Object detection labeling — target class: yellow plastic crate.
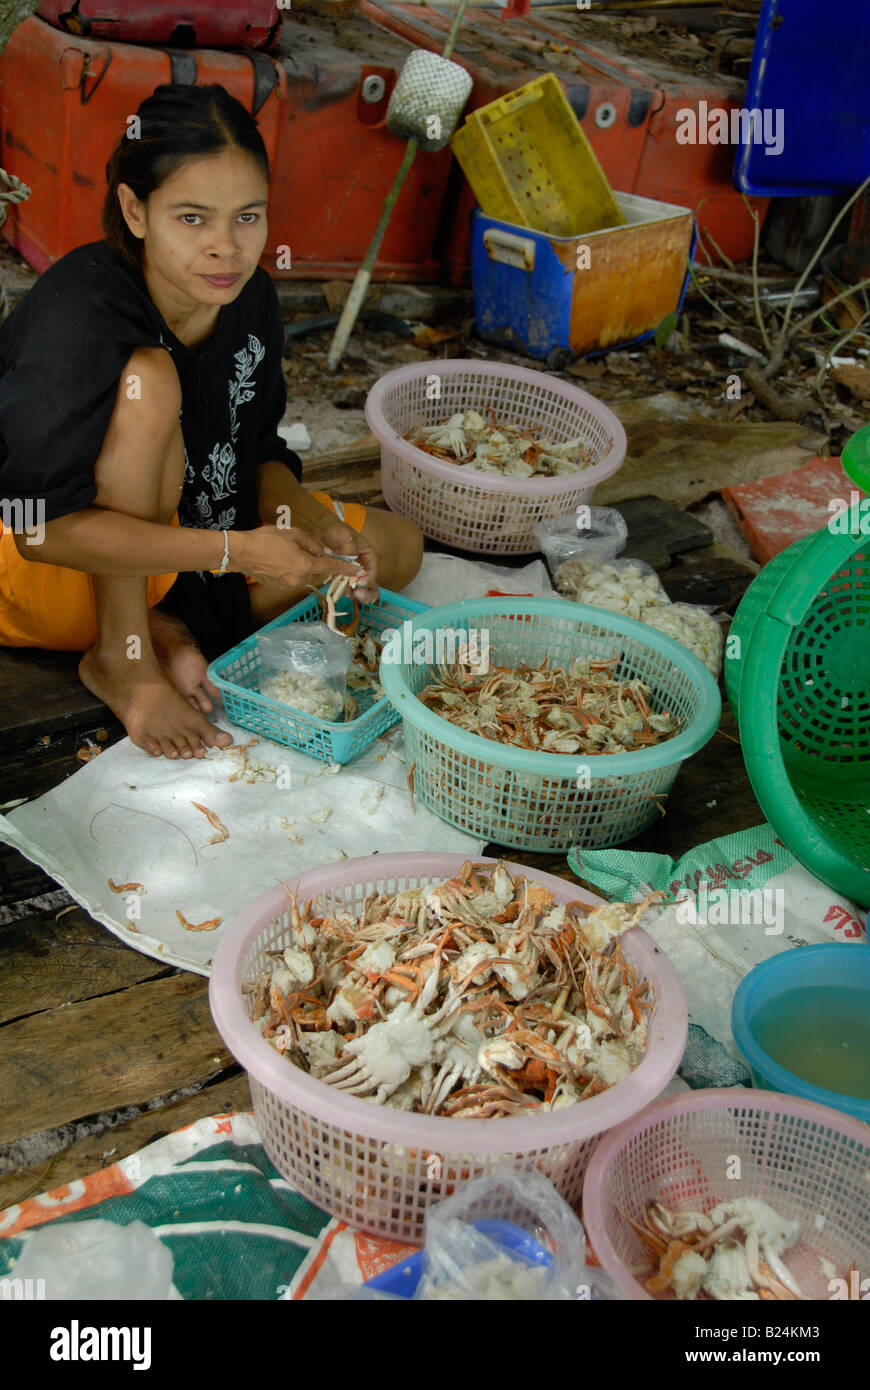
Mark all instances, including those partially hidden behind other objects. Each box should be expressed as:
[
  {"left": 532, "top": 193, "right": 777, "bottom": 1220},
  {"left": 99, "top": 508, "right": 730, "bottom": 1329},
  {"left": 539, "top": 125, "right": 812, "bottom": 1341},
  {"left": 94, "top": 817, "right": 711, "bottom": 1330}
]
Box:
[{"left": 450, "top": 73, "right": 625, "bottom": 237}]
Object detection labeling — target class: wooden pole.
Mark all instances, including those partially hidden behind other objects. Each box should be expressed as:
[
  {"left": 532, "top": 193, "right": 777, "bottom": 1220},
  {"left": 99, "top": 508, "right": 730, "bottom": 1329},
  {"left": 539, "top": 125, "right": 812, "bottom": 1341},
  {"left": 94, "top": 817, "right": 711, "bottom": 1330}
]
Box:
[{"left": 326, "top": 0, "right": 471, "bottom": 370}]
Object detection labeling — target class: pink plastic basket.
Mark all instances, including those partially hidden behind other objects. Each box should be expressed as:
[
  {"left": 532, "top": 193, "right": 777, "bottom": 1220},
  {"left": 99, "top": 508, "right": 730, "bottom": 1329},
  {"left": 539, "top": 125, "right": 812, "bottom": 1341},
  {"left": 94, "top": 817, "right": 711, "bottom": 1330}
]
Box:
[
  {"left": 582, "top": 1088, "right": 870, "bottom": 1300},
  {"left": 365, "top": 361, "right": 627, "bottom": 555},
  {"left": 209, "top": 853, "right": 687, "bottom": 1243}
]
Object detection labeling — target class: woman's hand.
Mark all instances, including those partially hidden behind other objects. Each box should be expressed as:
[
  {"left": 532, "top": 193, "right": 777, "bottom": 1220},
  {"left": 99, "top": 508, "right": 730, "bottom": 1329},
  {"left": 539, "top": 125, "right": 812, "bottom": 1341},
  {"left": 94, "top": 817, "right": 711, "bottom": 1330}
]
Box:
[
  {"left": 318, "top": 518, "right": 379, "bottom": 604},
  {"left": 235, "top": 525, "right": 363, "bottom": 592}
]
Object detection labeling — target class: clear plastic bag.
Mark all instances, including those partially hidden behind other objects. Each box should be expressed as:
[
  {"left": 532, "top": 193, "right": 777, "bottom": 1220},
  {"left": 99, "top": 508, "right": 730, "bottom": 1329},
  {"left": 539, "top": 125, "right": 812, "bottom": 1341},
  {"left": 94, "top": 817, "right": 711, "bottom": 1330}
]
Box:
[
  {"left": 413, "top": 1168, "right": 620, "bottom": 1301},
  {"left": 535, "top": 507, "right": 627, "bottom": 582},
  {"left": 257, "top": 622, "right": 352, "bottom": 721},
  {"left": 559, "top": 556, "right": 669, "bottom": 618},
  {"left": 643, "top": 601, "right": 724, "bottom": 675},
  {"left": 7, "top": 1219, "right": 174, "bottom": 1300}
]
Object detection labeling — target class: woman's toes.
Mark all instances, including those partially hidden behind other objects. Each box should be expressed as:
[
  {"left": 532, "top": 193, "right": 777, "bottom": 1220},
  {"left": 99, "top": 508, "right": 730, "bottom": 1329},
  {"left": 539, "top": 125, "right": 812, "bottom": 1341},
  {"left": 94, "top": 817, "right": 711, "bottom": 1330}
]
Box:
[{"left": 192, "top": 687, "right": 213, "bottom": 713}]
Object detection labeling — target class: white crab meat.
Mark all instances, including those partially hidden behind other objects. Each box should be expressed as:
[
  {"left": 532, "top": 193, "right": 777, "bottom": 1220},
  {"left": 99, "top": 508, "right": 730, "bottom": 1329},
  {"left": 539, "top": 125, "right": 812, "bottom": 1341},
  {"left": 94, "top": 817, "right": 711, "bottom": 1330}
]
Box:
[
  {"left": 477, "top": 1037, "right": 525, "bottom": 1077},
  {"left": 578, "top": 903, "right": 633, "bottom": 951},
  {"left": 296, "top": 1028, "right": 343, "bottom": 1073},
  {"left": 340, "top": 1002, "right": 435, "bottom": 1087},
  {"left": 357, "top": 939, "right": 396, "bottom": 978},
  {"left": 557, "top": 1017, "right": 594, "bottom": 1066},
  {"left": 707, "top": 1198, "right": 800, "bottom": 1253},
  {"left": 464, "top": 890, "right": 506, "bottom": 918},
  {"left": 490, "top": 862, "right": 515, "bottom": 904},
  {"left": 702, "top": 1241, "right": 760, "bottom": 1301},
  {"left": 707, "top": 1198, "right": 802, "bottom": 1296},
  {"left": 448, "top": 1009, "right": 488, "bottom": 1050},
  {"left": 491, "top": 942, "right": 539, "bottom": 1000},
  {"left": 539, "top": 904, "right": 568, "bottom": 932},
  {"left": 546, "top": 1078, "right": 583, "bottom": 1110},
  {"left": 269, "top": 957, "right": 314, "bottom": 1006},
  {"left": 672, "top": 1251, "right": 708, "bottom": 1301},
  {"left": 451, "top": 940, "right": 498, "bottom": 985},
  {"left": 585, "top": 1038, "right": 633, "bottom": 1085},
  {"left": 281, "top": 948, "right": 315, "bottom": 986},
  {"left": 325, "top": 983, "right": 375, "bottom": 1025}
]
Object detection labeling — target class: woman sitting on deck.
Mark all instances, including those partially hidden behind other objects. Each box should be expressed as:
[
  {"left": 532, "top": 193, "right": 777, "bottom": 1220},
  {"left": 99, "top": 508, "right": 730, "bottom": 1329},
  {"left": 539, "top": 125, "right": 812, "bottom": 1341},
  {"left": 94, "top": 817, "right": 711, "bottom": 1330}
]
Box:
[{"left": 0, "top": 83, "right": 423, "bottom": 761}]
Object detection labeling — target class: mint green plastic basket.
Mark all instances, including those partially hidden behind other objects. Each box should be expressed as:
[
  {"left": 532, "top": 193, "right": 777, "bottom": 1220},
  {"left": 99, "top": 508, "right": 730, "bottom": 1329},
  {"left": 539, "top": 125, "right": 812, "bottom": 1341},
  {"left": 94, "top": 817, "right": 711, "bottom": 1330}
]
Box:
[
  {"left": 725, "top": 463, "right": 870, "bottom": 906},
  {"left": 378, "top": 598, "right": 721, "bottom": 851},
  {"left": 207, "top": 588, "right": 428, "bottom": 765}
]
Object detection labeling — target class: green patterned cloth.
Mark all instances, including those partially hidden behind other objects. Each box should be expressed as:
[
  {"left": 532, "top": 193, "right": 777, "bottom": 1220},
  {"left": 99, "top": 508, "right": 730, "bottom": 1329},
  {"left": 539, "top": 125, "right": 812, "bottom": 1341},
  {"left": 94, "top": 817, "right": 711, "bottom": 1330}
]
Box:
[{"left": 0, "top": 1115, "right": 332, "bottom": 1300}]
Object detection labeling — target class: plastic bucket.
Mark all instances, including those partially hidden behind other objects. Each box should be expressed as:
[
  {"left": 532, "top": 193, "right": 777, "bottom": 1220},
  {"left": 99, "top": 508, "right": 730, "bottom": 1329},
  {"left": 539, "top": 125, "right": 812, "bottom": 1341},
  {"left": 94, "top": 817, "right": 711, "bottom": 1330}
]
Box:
[{"left": 731, "top": 943, "right": 870, "bottom": 1124}]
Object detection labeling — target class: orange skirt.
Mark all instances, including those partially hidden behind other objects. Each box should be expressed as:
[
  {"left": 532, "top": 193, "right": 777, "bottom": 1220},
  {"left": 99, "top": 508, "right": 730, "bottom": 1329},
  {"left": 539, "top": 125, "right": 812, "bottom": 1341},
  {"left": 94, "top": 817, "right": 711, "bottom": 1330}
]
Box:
[{"left": 0, "top": 494, "right": 367, "bottom": 651}]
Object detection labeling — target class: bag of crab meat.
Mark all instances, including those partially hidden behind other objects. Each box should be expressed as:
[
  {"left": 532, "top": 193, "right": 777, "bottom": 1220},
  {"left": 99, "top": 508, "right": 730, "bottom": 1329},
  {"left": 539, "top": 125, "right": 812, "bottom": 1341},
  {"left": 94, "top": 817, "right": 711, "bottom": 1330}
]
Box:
[
  {"left": 413, "top": 1167, "right": 620, "bottom": 1301},
  {"left": 257, "top": 622, "right": 353, "bottom": 721}
]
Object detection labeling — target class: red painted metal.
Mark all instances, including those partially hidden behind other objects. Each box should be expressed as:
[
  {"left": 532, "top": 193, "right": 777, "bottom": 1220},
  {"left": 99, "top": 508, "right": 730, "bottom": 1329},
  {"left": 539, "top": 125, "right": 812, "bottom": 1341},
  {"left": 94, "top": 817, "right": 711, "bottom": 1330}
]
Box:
[
  {"left": 362, "top": 0, "right": 658, "bottom": 286},
  {"left": 35, "top": 0, "right": 283, "bottom": 50},
  {"left": 267, "top": 16, "right": 453, "bottom": 279},
  {"left": 0, "top": 17, "right": 285, "bottom": 272},
  {"left": 0, "top": 13, "right": 453, "bottom": 280},
  {"left": 364, "top": 0, "right": 769, "bottom": 276}
]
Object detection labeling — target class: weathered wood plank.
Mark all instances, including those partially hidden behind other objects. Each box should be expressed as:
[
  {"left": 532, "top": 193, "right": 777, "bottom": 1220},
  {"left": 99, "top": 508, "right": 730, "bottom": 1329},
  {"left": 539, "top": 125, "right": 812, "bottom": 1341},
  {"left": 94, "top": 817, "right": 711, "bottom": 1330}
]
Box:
[
  {"left": 0, "top": 975, "right": 232, "bottom": 1146},
  {"left": 0, "top": 907, "right": 172, "bottom": 1025},
  {"left": 0, "top": 1071, "right": 253, "bottom": 1212},
  {"left": 0, "top": 646, "right": 113, "bottom": 747}
]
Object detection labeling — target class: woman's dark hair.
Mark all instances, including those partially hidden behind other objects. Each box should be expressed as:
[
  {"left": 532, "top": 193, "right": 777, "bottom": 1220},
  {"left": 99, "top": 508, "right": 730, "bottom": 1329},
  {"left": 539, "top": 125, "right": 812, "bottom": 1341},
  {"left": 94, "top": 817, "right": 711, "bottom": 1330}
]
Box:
[{"left": 102, "top": 83, "right": 270, "bottom": 269}]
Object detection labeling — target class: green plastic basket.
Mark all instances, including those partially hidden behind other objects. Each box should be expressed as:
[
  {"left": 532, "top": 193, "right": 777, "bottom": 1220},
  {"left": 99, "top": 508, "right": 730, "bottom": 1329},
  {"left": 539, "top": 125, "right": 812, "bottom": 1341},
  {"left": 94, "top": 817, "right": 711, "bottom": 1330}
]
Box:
[
  {"left": 378, "top": 597, "right": 721, "bottom": 852},
  {"left": 842, "top": 420, "right": 870, "bottom": 496},
  {"left": 207, "top": 588, "right": 428, "bottom": 765},
  {"left": 725, "top": 485, "right": 870, "bottom": 906}
]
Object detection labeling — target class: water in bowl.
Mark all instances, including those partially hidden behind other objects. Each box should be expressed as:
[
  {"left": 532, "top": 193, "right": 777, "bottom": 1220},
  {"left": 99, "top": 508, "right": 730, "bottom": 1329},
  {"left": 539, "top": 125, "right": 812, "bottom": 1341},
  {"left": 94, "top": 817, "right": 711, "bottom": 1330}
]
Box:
[{"left": 751, "top": 984, "right": 870, "bottom": 1099}]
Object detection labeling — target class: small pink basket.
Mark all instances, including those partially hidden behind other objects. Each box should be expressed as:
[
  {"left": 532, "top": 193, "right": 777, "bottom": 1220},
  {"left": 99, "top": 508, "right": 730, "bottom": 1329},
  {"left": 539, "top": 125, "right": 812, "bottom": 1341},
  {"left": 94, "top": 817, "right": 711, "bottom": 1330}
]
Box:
[
  {"left": 582, "top": 1088, "right": 870, "bottom": 1300},
  {"left": 365, "top": 361, "right": 627, "bottom": 555},
  {"left": 209, "top": 853, "right": 686, "bottom": 1244}
]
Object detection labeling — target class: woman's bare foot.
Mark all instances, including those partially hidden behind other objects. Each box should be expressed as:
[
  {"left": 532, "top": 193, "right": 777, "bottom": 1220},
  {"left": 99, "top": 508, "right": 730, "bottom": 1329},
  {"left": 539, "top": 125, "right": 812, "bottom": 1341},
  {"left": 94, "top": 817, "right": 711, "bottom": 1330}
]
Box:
[
  {"left": 79, "top": 647, "right": 234, "bottom": 759},
  {"left": 148, "top": 607, "right": 220, "bottom": 714}
]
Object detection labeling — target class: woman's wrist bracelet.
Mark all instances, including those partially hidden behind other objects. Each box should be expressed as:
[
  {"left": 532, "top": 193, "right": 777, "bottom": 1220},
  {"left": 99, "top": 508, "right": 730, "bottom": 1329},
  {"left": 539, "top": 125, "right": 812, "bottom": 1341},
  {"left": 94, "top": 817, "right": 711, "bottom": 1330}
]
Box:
[{"left": 209, "top": 528, "right": 231, "bottom": 576}]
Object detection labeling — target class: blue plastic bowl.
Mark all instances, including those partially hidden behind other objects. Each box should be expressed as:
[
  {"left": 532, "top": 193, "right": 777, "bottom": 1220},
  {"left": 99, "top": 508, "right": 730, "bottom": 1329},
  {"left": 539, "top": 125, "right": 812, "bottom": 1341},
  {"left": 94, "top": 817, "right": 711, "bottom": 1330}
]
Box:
[
  {"left": 365, "top": 1220, "right": 552, "bottom": 1298},
  {"left": 731, "top": 944, "right": 870, "bottom": 1125}
]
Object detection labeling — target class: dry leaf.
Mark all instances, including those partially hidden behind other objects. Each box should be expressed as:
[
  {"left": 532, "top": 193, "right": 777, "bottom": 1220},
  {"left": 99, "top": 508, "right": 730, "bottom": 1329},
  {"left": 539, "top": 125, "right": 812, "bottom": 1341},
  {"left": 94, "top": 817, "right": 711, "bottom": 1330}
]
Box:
[{"left": 832, "top": 363, "right": 870, "bottom": 402}]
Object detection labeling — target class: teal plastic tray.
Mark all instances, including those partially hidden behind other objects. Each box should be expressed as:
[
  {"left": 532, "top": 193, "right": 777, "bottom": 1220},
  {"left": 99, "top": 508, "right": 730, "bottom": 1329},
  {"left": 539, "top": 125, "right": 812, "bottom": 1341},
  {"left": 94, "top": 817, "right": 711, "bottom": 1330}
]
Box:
[{"left": 207, "top": 587, "right": 428, "bottom": 765}]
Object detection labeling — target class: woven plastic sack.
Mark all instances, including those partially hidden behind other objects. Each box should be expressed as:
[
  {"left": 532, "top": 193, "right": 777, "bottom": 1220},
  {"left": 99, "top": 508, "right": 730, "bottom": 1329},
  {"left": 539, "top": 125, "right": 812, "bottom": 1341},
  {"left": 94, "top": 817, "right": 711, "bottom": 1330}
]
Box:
[
  {"left": 386, "top": 50, "right": 473, "bottom": 152},
  {"left": 679, "top": 1022, "right": 751, "bottom": 1089},
  {"left": 568, "top": 824, "right": 867, "bottom": 1086}
]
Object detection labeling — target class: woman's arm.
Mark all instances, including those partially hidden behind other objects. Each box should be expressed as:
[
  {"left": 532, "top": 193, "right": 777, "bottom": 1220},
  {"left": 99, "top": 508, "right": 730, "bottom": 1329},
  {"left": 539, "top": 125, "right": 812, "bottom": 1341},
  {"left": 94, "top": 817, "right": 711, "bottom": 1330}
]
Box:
[
  {"left": 17, "top": 506, "right": 229, "bottom": 575},
  {"left": 257, "top": 461, "right": 339, "bottom": 537},
  {"left": 15, "top": 504, "right": 362, "bottom": 592}
]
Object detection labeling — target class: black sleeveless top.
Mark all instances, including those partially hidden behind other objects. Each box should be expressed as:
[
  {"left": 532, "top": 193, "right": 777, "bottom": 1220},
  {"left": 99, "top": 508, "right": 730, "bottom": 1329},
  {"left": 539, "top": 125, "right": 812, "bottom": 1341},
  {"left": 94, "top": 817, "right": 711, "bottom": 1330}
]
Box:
[{"left": 0, "top": 240, "right": 301, "bottom": 655}]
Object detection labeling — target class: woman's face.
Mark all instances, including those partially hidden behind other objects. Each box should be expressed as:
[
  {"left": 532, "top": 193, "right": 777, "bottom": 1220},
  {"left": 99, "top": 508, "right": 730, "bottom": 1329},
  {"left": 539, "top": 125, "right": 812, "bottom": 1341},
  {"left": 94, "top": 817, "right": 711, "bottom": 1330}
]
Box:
[{"left": 120, "top": 147, "right": 270, "bottom": 306}]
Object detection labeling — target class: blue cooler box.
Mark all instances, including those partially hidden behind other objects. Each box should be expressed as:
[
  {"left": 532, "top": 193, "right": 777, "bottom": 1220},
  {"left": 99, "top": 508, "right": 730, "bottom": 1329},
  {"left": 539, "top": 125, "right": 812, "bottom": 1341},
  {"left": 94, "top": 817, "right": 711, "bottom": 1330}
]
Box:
[{"left": 471, "top": 193, "right": 696, "bottom": 368}]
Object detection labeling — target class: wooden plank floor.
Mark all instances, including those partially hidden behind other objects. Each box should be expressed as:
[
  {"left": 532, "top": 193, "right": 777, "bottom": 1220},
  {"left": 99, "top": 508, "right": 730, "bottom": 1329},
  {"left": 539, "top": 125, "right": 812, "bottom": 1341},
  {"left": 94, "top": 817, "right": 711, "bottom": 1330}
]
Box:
[{"left": 0, "top": 505, "right": 760, "bottom": 1212}]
